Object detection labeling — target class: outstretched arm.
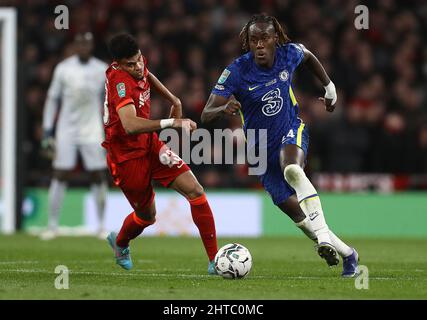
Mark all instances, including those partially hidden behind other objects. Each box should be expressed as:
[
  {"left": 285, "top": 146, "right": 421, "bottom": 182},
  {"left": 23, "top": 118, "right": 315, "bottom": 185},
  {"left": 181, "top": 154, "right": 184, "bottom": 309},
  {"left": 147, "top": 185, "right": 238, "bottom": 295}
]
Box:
[
  {"left": 117, "top": 104, "right": 196, "bottom": 135},
  {"left": 201, "top": 94, "right": 241, "bottom": 124},
  {"left": 301, "top": 45, "right": 337, "bottom": 112},
  {"left": 147, "top": 72, "right": 182, "bottom": 118}
]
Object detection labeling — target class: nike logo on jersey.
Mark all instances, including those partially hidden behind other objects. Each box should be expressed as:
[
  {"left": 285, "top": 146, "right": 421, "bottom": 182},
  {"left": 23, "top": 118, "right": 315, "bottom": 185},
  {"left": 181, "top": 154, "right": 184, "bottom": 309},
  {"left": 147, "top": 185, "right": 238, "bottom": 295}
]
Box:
[
  {"left": 248, "top": 85, "right": 261, "bottom": 91},
  {"left": 309, "top": 211, "right": 319, "bottom": 221}
]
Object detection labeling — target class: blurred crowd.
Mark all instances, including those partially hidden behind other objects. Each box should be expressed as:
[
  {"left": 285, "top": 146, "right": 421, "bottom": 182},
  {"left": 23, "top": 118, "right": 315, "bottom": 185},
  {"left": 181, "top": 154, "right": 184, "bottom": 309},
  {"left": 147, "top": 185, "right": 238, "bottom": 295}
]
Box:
[{"left": 8, "top": 0, "right": 427, "bottom": 188}]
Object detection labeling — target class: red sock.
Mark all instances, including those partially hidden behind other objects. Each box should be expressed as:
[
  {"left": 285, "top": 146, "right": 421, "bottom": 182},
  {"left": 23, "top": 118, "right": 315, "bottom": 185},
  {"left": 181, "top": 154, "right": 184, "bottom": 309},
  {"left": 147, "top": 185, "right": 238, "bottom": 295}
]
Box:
[
  {"left": 116, "top": 212, "right": 154, "bottom": 247},
  {"left": 189, "top": 194, "right": 218, "bottom": 261}
]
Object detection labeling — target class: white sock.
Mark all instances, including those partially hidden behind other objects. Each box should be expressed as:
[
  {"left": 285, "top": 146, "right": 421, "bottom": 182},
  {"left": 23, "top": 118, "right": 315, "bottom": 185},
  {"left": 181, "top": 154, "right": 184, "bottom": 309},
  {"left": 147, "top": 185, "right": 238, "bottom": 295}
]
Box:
[
  {"left": 328, "top": 231, "right": 353, "bottom": 257},
  {"left": 296, "top": 217, "right": 353, "bottom": 257},
  {"left": 48, "top": 179, "right": 67, "bottom": 231},
  {"left": 284, "top": 164, "right": 331, "bottom": 244},
  {"left": 295, "top": 217, "right": 317, "bottom": 242},
  {"left": 91, "top": 181, "right": 107, "bottom": 232}
]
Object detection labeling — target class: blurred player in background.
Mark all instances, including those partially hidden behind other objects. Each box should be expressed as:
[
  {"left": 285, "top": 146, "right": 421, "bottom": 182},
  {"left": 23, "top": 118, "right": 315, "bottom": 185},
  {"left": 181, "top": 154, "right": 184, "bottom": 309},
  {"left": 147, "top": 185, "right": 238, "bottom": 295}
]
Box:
[
  {"left": 202, "top": 14, "right": 359, "bottom": 277},
  {"left": 41, "top": 32, "right": 109, "bottom": 240},
  {"left": 103, "top": 33, "right": 218, "bottom": 273}
]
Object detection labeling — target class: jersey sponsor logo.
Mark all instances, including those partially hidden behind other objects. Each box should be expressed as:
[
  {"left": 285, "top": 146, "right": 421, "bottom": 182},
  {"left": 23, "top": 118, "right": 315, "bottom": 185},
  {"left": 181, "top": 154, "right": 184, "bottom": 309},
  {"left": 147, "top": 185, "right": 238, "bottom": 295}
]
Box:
[
  {"left": 218, "top": 69, "right": 231, "bottom": 84},
  {"left": 139, "top": 93, "right": 144, "bottom": 107},
  {"left": 139, "top": 89, "right": 150, "bottom": 108},
  {"left": 103, "top": 82, "right": 110, "bottom": 124},
  {"left": 116, "top": 82, "right": 126, "bottom": 98},
  {"left": 261, "top": 88, "right": 283, "bottom": 117},
  {"left": 248, "top": 85, "right": 260, "bottom": 91},
  {"left": 215, "top": 84, "right": 225, "bottom": 90},
  {"left": 279, "top": 70, "right": 289, "bottom": 82}
]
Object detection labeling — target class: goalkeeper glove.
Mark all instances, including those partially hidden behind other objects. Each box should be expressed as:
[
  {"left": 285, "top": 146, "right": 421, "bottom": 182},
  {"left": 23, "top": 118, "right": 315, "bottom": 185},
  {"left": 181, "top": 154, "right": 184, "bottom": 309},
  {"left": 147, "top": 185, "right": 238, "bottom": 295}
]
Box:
[{"left": 41, "top": 129, "right": 55, "bottom": 159}]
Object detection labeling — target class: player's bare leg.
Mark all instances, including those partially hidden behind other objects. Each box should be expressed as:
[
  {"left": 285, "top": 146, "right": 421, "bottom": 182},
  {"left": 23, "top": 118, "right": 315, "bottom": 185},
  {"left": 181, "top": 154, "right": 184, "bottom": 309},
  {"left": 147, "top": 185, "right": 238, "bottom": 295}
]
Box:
[
  {"left": 89, "top": 169, "right": 108, "bottom": 239},
  {"left": 280, "top": 144, "right": 339, "bottom": 266},
  {"left": 41, "top": 169, "right": 70, "bottom": 240},
  {"left": 117, "top": 201, "right": 156, "bottom": 246},
  {"left": 279, "top": 194, "right": 353, "bottom": 253},
  {"left": 169, "top": 171, "right": 218, "bottom": 274},
  {"left": 108, "top": 201, "right": 156, "bottom": 270},
  {"left": 278, "top": 196, "right": 316, "bottom": 241},
  {"left": 278, "top": 195, "right": 359, "bottom": 276}
]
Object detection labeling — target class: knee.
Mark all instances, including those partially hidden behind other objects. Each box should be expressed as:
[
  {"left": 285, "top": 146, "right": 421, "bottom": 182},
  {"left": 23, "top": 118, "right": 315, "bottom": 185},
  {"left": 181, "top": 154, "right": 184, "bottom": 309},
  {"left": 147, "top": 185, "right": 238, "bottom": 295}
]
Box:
[
  {"left": 283, "top": 164, "right": 305, "bottom": 184},
  {"left": 186, "top": 183, "right": 205, "bottom": 200},
  {"left": 53, "top": 170, "right": 69, "bottom": 182},
  {"left": 135, "top": 208, "right": 156, "bottom": 224},
  {"left": 90, "top": 170, "right": 106, "bottom": 184}
]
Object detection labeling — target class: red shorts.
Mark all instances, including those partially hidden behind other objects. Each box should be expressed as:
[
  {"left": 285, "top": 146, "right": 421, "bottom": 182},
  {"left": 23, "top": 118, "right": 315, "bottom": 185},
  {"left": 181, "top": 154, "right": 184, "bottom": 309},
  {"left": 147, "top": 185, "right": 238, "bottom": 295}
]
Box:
[{"left": 107, "top": 133, "right": 190, "bottom": 211}]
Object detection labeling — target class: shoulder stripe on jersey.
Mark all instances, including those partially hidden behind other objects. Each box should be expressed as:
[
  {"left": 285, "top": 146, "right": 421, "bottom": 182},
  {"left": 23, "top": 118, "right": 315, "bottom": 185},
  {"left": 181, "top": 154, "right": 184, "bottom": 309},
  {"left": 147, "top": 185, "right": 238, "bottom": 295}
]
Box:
[
  {"left": 296, "top": 122, "right": 305, "bottom": 147},
  {"left": 115, "top": 98, "right": 134, "bottom": 111},
  {"left": 289, "top": 86, "right": 297, "bottom": 106}
]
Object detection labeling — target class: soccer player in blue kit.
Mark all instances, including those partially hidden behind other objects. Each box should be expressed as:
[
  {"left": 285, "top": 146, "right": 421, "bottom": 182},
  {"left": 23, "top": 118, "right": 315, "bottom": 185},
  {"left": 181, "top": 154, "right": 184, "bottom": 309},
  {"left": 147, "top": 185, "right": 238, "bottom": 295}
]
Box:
[{"left": 202, "top": 14, "right": 359, "bottom": 277}]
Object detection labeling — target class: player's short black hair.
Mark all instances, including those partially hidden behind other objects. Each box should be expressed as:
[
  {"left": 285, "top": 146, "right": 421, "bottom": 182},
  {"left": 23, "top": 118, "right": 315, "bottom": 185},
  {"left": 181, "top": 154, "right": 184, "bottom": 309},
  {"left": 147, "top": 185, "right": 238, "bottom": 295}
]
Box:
[{"left": 108, "top": 33, "right": 139, "bottom": 60}]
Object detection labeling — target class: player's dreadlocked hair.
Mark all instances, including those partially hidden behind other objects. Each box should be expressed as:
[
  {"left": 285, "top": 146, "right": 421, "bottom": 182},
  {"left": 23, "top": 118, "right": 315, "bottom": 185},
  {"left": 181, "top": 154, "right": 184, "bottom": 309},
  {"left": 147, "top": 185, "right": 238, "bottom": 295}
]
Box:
[
  {"left": 108, "top": 33, "right": 139, "bottom": 60},
  {"left": 239, "top": 13, "right": 290, "bottom": 52}
]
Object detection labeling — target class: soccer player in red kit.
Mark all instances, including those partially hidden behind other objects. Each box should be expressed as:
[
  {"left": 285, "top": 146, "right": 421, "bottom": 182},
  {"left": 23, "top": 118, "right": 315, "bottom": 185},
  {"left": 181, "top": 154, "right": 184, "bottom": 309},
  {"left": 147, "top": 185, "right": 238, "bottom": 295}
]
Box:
[{"left": 103, "top": 33, "right": 218, "bottom": 274}]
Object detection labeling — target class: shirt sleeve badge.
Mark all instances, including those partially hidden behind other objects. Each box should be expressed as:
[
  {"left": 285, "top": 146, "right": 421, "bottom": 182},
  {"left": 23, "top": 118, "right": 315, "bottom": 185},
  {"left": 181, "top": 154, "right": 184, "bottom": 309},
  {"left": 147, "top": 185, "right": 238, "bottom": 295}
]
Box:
[
  {"left": 218, "top": 69, "right": 231, "bottom": 84},
  {"left": 116, "top": 82, "right": 126, "bottom": 98}
]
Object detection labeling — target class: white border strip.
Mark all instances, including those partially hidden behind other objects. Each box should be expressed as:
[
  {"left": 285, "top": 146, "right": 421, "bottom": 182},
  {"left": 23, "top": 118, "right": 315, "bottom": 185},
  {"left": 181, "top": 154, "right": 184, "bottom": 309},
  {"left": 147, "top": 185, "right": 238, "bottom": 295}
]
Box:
[{"left": 0, "top": 8, "right": 17, "bottom": 233}]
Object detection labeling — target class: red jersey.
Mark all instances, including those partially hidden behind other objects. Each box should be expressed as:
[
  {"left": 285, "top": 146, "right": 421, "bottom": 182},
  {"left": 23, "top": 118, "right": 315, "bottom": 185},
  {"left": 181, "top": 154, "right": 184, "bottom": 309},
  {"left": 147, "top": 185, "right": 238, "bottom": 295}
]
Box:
[{"left": 102, "top": 60, "right": 152, "bottom": 163}]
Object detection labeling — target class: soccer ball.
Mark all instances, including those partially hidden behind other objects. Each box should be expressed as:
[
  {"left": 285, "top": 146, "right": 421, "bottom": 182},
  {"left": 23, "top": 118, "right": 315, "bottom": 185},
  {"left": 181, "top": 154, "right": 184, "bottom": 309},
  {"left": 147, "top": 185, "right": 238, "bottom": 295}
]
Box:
[{"left": 214, "top": 243, "right": 252, "bottom": 279}]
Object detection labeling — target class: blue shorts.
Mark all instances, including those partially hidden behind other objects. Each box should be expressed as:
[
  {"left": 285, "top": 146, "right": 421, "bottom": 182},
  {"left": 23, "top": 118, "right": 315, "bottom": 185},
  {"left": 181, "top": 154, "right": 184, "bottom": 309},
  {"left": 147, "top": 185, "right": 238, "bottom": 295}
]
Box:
[{"left": 259, "top": 118, "right": 309, "bottom": 205}]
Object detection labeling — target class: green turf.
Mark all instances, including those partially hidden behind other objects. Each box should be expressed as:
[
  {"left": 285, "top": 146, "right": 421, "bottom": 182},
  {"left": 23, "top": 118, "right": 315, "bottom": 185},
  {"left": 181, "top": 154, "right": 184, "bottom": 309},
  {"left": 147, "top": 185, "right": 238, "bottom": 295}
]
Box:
[{"left": 0, "top": 234, "right": 426, "bottom": 299}]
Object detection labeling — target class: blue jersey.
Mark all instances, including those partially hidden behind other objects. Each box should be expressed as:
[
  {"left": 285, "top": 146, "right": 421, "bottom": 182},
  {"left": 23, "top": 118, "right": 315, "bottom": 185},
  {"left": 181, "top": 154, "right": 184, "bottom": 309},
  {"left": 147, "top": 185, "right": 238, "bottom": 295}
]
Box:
[
  {"left": 211, "top": 43, "right": 309, "bottom": 205},
  {"left": 211, "top": 42, "right": 305, "bottom": 152}
]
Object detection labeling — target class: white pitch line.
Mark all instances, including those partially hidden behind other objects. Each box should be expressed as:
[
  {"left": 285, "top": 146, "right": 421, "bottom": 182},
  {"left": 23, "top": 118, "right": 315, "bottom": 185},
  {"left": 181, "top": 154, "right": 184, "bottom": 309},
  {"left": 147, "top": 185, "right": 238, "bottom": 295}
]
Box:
[
  {"left": 0, "top": 269, "right": 210, "bottom": 278},
  {"left": 0, "top": 261, "right": 40, "bottom": 265},
  {"left": 0, "top": 260, "right": 155, "bottom": 265},
  {"left": 0, "top": 269, "right": 426, "bottom": 281}
]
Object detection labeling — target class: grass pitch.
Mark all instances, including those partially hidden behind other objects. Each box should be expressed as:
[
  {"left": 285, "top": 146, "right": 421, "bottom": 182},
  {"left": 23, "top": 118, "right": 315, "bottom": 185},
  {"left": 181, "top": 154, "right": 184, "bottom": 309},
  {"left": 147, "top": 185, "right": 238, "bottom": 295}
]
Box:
[{"left": 0, "top": 234, "right": 426, "bottom": 300}]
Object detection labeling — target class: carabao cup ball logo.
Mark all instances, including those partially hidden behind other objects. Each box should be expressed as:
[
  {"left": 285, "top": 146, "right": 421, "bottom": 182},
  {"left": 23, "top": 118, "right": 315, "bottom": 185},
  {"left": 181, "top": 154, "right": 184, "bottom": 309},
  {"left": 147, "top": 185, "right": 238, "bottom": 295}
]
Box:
[
  {"left": 262, "top": 88, "right": 283, "bottom": 116},
  {"left": 116, "top": 82, "right": 126, "bottom": 98},
  {"left": 279, "top": 69, "right": 289, "bottom": 82},
  {"left": 218, "top": 69, "right": 231, "bottom": 84}
]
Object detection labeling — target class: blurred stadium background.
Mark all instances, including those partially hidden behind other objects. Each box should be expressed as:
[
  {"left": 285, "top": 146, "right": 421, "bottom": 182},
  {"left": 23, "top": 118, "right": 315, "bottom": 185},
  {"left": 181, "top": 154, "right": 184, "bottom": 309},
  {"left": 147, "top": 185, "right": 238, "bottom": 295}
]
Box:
[{"left": 1, "top": 0, "right": 426, "bottom": 239}]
